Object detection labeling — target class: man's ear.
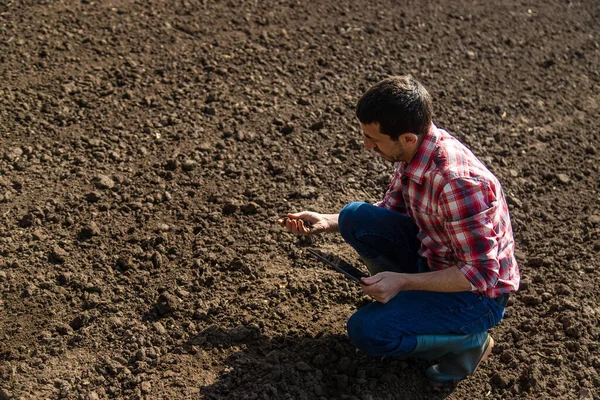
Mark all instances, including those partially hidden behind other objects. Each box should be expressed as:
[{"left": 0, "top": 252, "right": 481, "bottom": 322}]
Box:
[{"left": 400, "top": 133, "right": 419, "bottom": 145}]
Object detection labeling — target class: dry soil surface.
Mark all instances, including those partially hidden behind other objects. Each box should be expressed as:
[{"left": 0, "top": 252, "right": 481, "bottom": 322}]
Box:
[{"left": 1, "top": 0, "right": 599, "bottom": 399}]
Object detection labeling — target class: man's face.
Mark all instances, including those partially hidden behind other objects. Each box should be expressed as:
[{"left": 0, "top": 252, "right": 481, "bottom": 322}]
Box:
[{"left": 360, "top": 123, "right": 407, "bottom": 163}]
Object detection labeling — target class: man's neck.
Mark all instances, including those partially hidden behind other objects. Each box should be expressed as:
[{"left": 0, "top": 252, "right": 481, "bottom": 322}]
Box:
[{"left": 404, "top": 133, "right": 426, "bottom": 164}]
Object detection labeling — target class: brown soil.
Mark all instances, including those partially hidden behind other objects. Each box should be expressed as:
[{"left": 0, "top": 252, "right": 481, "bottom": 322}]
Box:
[{"left": 1, "top": 1, "right": 599, "bottom": 399}]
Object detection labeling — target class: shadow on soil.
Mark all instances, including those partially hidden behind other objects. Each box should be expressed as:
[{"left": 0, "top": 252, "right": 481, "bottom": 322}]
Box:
[{"left": 192, "top": 325, "right": 458, "bottom": 400}]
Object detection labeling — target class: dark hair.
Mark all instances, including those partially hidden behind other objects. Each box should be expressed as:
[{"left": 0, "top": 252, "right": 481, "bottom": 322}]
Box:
[{"left": 355, "top": 75, "right": 433, "bottom": 140}]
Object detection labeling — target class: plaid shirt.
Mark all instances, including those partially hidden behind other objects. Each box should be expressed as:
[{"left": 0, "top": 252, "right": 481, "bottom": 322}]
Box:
[{"left": 378, "top": 125, "right": 520, "bottom": 298}]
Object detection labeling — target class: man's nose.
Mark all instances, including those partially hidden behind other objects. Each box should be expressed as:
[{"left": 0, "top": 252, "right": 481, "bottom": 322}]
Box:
[{"left": 363, "top": 136, "right": 376, "bottom": 150}]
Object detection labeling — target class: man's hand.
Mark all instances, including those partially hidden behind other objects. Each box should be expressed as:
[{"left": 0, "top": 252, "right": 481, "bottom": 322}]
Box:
[
  {"left": 360, "top": 267, "right": 474, "bottom": 303},
  {"left": 360, "top": 272, "right": 404, "bottom": 304},
  {"left": 277, "top": 211, "right": 339, "bottom": 235}
]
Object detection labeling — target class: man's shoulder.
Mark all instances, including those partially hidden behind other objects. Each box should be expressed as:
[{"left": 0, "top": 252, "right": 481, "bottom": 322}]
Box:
[{"left": 430, "top": 130, "right": 495, "bottom": 184}]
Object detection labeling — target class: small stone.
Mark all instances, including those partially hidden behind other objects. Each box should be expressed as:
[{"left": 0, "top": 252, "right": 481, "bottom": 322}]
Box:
[
  {"left": 492, "top": 372, "right": 512, "bottom": 388},
  {"left": 580, "top": 388, "right": 594, "bottom": 400},
  {"left": 0, "top": 388, "right": 13, "bottom": 400},
  {"left": 266, "top": 351, "right": 279, "bottom": 365},
  {"left": 78, "top": 222, "right": 101, "bottom": 240},
  {"left": 87, "top": 392, "right": 100, "bottom": 400},
  {"left": 230, "top": 325, "right": 251, "bottom": 341},
  {"left": 560, "top": 299, "right": 579, "bottom": 311},
  {"left": 49, "top": 245, "right": 68, "bottom": 264},
  {"left": 521, "top": 295, "right": 542, "bottom": 306},
  {"left": 135, "top": 348, "right": 147, "bottom": 361},
  {"left": 146, "top": 347, "right": 159, "bottom": 359},
  {"left": 500, "top": 351, "right": 514, "bottom": 363},
  {"left": 4, "top": 147, "right": 23, "bottom": 161},
  {"left": 21, "top": 284, "right": 36, "bottom": 298},
  {"left": 85, "top": 192, "right": 102, "bottom": 203},
  {"left": 18, "top": 213, "right": 34, "bottom": 228},
  {"left": 153, "top": 322, "right": 167, "bottom": 335},
  {"left": 57, "top": 272, "right": 72, "bottom": 285},
  {"left": 585, "top": 145, "right": 596, "bottom": 155},
  {"left": 241, "top": 202, "right": 259, "bottom": 215},
  {"left": 506, "top": 194, "right": 523, "bottom": 209},
  {"left": 157, "top": 223, "right": 170, "bottom": 232},
  {"left": 95, "top": 175, "right": 115, "bottom": 190},
  {"left": 151, "top": 252, "right": 163, "bottom": 268},
  {"left": 588, "top": 215, "right": 600, "bottom": 225},
  {"left": 541, "top": 292, "right": 553, "bottom": 302},
  {"left": 565, "top": 324, "right": 582, "bottom": 338},
  {"left": 202, "top": 106, "right": 216, "bottom": 115},
  {"left": 140, "top": 381, "right": 152, "bottom": 394},
  {"left": 222, "top": 203, "right": 238, "bottom": 215},
  {"left": 127, "top": 202, "right": 143, "bottom": 211},
  {"left": 55, "top": 323, "right": 72, "bottom": 336},
  {"left": 296, "top": 361, "right": 312, "bottom": 372},
  {"left": 116, "top": 256, "right": 133, "bottom": 271},
  {"left": 556, "top": 173, "right": 570, "bottom": 184},
  {"left": 528, "top": 257, "right": 545, "bottom": 267},
  {"left": 229, "top": 257, "right": 244, "bottom": 271},
  {"left": 182, "top": 159, "right": 197, "bottom": 171},
  {"left": 565, "top": 341, "right": 580, "bottom": 352},
  {"left": 309, "top": 121, "right": 324, "bottom": 131},
  {"left": 197, "top": 142, "right": 211, "bottom": 152},
  {"left": 164, "top": 159, "right": 178, "bottom": 171},
  {"left": 156, "top": 293, "right": 179, "bottom": 315},
  {"left": 280, "top": 123, "right": 295, "bottom": 135}
]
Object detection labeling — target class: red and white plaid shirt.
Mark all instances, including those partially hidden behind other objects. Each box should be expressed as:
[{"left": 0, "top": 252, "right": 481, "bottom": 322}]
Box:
[{"left": 378, "top": 125, "right": 520, "bottom": 298}]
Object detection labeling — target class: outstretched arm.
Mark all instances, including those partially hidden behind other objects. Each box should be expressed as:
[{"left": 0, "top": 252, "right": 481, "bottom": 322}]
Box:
[{"left": 277, "top": 211, "right": 339, "bottom": 235}]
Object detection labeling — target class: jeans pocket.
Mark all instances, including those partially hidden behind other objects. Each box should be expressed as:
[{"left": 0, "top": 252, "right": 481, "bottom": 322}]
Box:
[{"left": 457, "top": 309, "right": 497, "bottom": 335}]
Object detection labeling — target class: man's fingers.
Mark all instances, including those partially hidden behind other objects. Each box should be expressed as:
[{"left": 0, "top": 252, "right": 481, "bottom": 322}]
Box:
[
  {"left": 285, "top": 218, "right": 296, "bottom": 233},
  {"left": 361, "top": 274, "right": 384, "bottom": 285},
  {"left": 278, "top": 213, "right": 317, "bottom": 235},
  {"left": 298, "top": 219, "right": 306, "bottom": 233},
  {"left": 287, "top": 212, "right": 304, "bottom": 220}
]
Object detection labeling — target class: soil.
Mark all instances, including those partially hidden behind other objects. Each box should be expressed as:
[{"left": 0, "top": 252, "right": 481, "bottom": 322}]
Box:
[{"left": 0, "top": 0, "right": 599, "bottom": 399}]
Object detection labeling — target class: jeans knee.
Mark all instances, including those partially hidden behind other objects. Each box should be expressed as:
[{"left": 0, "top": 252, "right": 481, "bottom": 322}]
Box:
[
  {"left": 347, "top": 311, "right": 411, "bottom": 356},
  {"left": 346, "top": 311, "right": 386, "bottom": 354},
  {"left": 346, "top": 312, "right": 368, "bottom": 350},
  {"left": 339, "top": 201, "right": 367, "bottom": 241}
]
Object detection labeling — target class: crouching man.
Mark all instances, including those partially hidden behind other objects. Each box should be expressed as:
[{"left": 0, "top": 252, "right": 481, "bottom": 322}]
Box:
[{"left": 279, "top": 75, "right": 519, "bottom": 385}]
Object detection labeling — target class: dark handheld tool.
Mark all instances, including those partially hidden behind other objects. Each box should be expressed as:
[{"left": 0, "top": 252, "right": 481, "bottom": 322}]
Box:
[{"left": 306, "top": 248, "right": 368, "bottom": 284}]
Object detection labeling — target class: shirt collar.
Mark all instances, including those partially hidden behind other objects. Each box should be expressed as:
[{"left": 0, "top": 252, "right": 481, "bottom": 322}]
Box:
[{"left": 400, "top": 124, "right": 439, "bottom": 184}]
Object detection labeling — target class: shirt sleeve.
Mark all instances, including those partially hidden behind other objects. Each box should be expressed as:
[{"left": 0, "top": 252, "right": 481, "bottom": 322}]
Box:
[
  {"left": 376, "top": 163, "right": 408, "bottom": 215},
  {"left": 438, "top": 178, "right": 501, "bottom": 292}
]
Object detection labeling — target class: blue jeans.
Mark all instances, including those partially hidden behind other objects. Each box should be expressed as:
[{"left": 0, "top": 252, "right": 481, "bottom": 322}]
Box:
[{"left": 338, "top": 202, "right": 506, "bottom": 357}]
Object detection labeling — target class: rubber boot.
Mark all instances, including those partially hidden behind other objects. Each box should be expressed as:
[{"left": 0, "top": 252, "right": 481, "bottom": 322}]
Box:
[{"left": 410, "top": 332, "right": 494, "bottom": 385}]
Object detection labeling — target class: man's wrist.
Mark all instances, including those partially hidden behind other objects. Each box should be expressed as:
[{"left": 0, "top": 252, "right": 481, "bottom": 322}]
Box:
[
  {"left": 393, "top": 272, "right": 409, "bottom": 292},
  {"left": 324, "top": 214, "right": 340, "bottom": 233}
]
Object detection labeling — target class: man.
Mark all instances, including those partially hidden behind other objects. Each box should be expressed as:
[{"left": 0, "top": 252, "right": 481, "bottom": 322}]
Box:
[{"left": 278, "top": 75, "right": 519, "bottom": 385}]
